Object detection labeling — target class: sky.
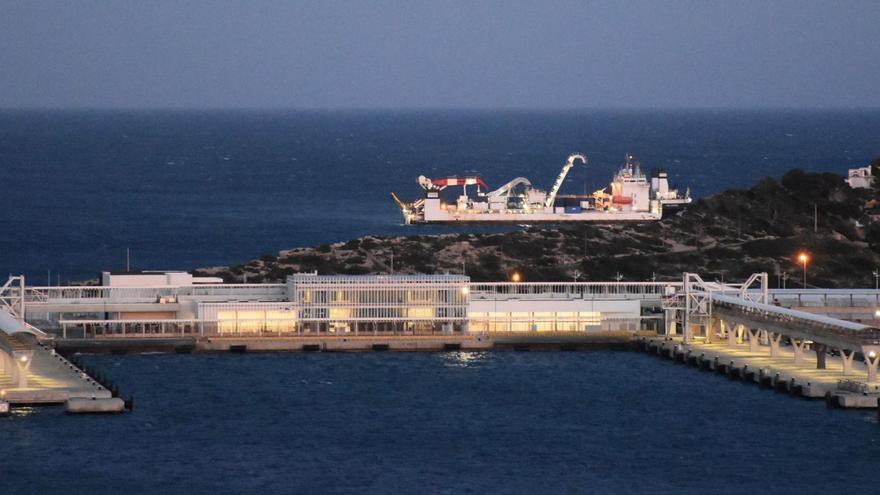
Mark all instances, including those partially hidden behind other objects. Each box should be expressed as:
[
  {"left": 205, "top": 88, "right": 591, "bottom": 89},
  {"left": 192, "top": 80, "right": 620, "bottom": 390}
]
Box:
[{"left": 1, "top": 0, "right": 879, "bottom": 109}]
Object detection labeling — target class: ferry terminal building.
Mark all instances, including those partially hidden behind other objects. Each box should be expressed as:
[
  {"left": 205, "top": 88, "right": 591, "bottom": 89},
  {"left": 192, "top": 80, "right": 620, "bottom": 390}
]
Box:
[{"left": 16, "top": 271, "right": 669, "bottom": 338}]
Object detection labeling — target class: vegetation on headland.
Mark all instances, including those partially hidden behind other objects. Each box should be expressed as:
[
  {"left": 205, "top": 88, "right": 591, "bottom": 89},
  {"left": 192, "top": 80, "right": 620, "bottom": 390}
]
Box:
[{"left": 194, "top": 163, "right": 880, "bottom": 288}]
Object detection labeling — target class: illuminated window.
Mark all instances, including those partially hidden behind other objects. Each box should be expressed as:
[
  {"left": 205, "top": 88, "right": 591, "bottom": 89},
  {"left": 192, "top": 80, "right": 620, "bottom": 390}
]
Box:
[
  {"left": 408, "top": 307, "right": 434, "bottom": 319},
  {"left": 329, "top": 308, "right": 351, "bottom": 320}
]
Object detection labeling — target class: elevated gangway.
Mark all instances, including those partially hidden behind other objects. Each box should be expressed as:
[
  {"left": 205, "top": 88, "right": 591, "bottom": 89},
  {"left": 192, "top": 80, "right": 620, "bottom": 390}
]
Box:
[{"left": 665, "top": 272, "right": 880, "bottom": 382}]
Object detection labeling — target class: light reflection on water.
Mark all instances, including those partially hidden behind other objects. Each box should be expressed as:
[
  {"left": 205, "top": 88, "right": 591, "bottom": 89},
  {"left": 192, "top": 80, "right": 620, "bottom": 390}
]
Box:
[
  {"left": 439, "top": 350, "right": 492, "bottom": 368},
  {"left": 9, "top": 406, "right": 37, "bottom": 418}
]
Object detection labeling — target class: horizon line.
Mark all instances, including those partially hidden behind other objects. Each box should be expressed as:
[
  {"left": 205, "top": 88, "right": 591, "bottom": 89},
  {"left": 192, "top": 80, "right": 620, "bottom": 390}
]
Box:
[{"left": 2, "top": 105, "right": 880, "bottom": 113}]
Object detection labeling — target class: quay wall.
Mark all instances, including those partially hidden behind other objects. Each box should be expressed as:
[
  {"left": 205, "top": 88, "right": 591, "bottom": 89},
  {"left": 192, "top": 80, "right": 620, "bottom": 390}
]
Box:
[{"left": 53, "top": 331, "right": 650, "bottom": 354}]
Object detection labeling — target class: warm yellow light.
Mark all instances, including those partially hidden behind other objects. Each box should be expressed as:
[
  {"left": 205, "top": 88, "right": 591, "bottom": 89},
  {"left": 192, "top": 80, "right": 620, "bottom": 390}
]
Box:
[
  {"left": 870, "top": 351, "right": 877, "bottom": 359},
  {"left": 408, "top": 307, "right": 434, "bottom": 318},
  {"left": 19, "top": 355, "right": 28, "bottom": 363},
  {"left": 460, "top": 286, "right": 469, "bottom": 295},
  {"left": 798, "top": 253, "right": 809, "bottom": 264},
  {"left": 511, "top": 272, "right": 522, "bottom": 283}
]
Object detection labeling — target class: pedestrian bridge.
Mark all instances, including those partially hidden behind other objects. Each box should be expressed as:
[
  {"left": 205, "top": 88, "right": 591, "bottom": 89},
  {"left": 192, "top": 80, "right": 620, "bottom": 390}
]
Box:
[{"left": 666, "top": 273, "right": 880, "bottom": 384}]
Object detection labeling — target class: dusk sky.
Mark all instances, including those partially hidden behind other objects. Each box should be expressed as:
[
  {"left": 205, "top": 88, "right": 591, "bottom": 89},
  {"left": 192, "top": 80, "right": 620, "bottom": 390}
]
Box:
[{"left": 2, "top": 0, "right": 879, "bottom": 109}]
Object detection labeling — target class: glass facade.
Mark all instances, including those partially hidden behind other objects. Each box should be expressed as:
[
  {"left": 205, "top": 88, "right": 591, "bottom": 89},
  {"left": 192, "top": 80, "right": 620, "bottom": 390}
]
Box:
[
  {"left": 467, "top": 311, "right": 637, "bottom": 332},
  {"left": 287, "top": 274, "right": 470, "bottom": 334}
]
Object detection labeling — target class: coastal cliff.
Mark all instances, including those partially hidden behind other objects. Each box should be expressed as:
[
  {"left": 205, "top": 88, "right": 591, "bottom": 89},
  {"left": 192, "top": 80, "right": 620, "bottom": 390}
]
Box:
[{"left": 194, "top": 167, "right": 880, "bottom": 288}]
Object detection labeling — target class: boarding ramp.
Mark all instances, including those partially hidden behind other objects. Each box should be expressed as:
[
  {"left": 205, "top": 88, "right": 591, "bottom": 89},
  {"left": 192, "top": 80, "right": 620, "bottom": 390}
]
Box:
[
  {"left": 666, "top": 273, "right": 880, "bottom": 384},
  {"left": 711, "top": 293, "right": 880, "bottom": 351},
  {"left": 759, "top": 289, "right": 880, "bottom": 323}
]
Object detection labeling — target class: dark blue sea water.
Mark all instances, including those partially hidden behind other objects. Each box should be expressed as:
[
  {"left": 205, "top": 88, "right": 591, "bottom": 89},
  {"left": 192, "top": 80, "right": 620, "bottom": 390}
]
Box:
[
  {"left": 2, "top": 109, "right": 880, "bottom": 281},
  {"left": 1, "top": 352, "right": 878, "bottom": 494},
  {"left": 3, "top": 113, "right": 880, "bottom": 491}
]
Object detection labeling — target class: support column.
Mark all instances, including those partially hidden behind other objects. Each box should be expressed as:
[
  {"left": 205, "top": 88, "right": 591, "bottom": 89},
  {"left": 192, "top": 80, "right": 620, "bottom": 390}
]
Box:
[
  {"left": 814, "top": 343, "right": 827, "bottom": 370},
  {"left": 682, "top": 274, "right": 691, "bottom": 344},
  {"left": 792, "top": 339, "right": 807, "bottom": 366},
  {"left": 0, "top": 350, "right": 7, "bottom": 375},
  {"left": 865, "top": 352, "right": 880, "bottom": 384},
  {"left": 664, "top": 310, "right": 673, "bottom": 336},
  {"left": 769, "top": 333, "right": 782, "bottom": 358},
  {"left": 14, "top": 353, "right": 32, "bottom": 389},
  {"left": 727, "top": 322, "right": 737, "bottom": 347},
  {"left": 841, "top": 349, "right": 855, "bottom": 375},
  {"left": 6, "top": 352, "right": 19, "bottom": 387},
  {"left": 748, "top": 328, "right": 760, "bottom": 353}
]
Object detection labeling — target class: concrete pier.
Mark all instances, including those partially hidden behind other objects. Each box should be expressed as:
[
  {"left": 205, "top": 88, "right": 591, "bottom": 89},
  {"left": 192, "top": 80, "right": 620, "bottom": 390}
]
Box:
[
  {"left": 65, "top": 397, "right": 125, "bottom": 414},
  {"left": 197, "top": 334, "right": 494, "bottom": 352},
  {"left": 53, "top": 330, "right": 650, "bottom": 354},
  {"left": 0, "top": 334, "right": 111, "bottom": 405},
  {"left": 641, "top": 336, "right": 880, "bottom": 408}
]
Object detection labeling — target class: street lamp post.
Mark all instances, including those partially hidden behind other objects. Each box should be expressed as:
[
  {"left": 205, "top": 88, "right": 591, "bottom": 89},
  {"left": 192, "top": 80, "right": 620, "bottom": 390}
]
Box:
[
  {"left": 873, "top": 269, "right": 879, "bottom": 290},
  {"left": 798, "top": 253, "right": 809, "bottom": 289}
]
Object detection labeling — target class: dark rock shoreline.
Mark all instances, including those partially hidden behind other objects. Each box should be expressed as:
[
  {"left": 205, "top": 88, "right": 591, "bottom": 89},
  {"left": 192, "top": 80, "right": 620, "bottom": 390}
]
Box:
[{"left": 193, "top": 167, "right": 880, "bottom": 288}]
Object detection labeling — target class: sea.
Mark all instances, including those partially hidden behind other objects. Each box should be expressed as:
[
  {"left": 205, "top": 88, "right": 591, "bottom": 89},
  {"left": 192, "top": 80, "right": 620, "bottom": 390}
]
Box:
[
  {"left": 2, "top": 110, "right": 880, "bottom": 494},
  {"left": 1, "top": 109, "right": 879, "bottom": 282},
  {"left": 4, "top": 352, "right": 880, "bottom": 494}
]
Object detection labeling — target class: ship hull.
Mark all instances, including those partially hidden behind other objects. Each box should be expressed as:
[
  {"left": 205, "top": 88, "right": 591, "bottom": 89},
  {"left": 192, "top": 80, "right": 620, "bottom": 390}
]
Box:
[{"left": 410, "top": 210, "right": 661, "bottom": 224}]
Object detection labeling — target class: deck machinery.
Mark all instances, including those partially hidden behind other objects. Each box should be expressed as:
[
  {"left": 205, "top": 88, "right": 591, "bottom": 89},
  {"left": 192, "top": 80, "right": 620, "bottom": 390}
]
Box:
[{"left": 392, "top": 153, "right": 691, "bottom": 224}]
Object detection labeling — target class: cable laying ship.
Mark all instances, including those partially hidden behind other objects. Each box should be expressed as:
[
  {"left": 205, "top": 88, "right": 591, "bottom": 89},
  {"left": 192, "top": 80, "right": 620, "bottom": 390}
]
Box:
[{"left": 391, "top": 153, "right": 691, "bottom": 224}]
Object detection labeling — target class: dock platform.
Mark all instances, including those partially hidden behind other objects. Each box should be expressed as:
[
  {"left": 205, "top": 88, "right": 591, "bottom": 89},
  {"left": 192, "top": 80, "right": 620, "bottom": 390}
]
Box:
[
  {"left": 641, "top": 336, "right": 880, "bottom": 409},
  {"left": 1, "top": 333, "right": 111, "bottom": 404}
]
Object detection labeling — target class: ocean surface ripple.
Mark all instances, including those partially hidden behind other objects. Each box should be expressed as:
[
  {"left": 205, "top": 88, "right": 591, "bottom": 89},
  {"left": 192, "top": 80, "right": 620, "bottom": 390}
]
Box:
[{"left": 1, "top": 351, "right": 878, "bottom": 494}]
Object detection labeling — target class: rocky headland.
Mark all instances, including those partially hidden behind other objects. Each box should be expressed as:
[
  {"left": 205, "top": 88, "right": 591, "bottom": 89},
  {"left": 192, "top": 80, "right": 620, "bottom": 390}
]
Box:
[{"left": 194, "top": 164, "right": 880, "bottom": 288}]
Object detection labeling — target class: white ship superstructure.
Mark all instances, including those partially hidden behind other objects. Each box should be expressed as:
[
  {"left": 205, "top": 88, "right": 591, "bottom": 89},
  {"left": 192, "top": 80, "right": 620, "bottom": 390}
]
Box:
[{"left": 392, "top": 153, "right": 691, "bottom": 224}]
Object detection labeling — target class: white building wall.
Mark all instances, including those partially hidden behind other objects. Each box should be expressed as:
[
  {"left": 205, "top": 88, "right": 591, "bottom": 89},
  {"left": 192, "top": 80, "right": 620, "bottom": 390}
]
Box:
[
  {"left": 469, "top": 299, "right": 639, "bottom": 314},
  {"left": 102, "top": 271, "right": 224, "bottom": 287}
]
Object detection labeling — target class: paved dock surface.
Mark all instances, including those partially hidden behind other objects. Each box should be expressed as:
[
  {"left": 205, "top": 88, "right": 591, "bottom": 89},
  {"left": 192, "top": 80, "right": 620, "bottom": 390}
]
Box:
[
  {"left": 1, "top": 335, "right": 111, "bottom": 404},
  {"left": 642, "top": 336, "right": 880, "bottom": 408}
]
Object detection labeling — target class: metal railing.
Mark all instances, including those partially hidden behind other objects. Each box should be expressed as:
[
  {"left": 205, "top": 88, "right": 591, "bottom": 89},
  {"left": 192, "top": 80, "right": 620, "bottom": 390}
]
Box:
[
  {"left": 57, "top": 318, "right": 467, "bottom": 339},
  {"left": 25, "top": 281, "right": 681, "bottom": 306},
  {"left": 25, "top": 284, "right": 288, "bottom": 304},
  {"left": 468, "top": 282, "right": 680, "bottom": 300}
]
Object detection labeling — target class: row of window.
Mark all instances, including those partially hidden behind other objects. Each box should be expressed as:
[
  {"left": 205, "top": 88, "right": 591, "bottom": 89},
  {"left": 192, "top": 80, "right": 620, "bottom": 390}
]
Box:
[
  {"left": 300, "top": 307, "right": 466, "bottom": 320},
  {"left": 296, "top": 288, "right": 468, "bottom": 306}
]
